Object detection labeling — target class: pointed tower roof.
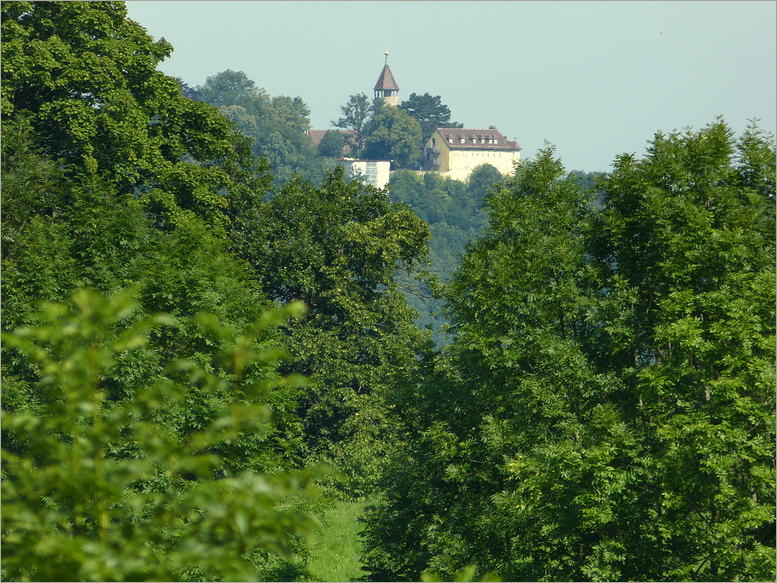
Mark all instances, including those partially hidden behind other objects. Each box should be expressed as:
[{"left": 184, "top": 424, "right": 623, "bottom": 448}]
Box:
[{"left": 373, "top": 64, "right": 399, "bottom": 92}]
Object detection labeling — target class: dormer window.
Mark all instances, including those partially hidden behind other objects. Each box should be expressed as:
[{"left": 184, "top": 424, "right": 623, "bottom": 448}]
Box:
[{"left": 460, "top": 138, "right": 465, "bottom": 144}]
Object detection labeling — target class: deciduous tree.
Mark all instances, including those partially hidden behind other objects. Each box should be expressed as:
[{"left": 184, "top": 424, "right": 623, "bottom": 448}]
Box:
[
  {"left": 362, "top": 121, "right": 776, "bottom": 582},
  {"left": 196, "top": 70, "right": 316, "bottom": 185},
  {"left": 318, "top": 129, "right": 347, "bottom": 158},
  {"left": 2, "top": 290, "right": 322, "bottom": 581},
  {"left": 399, "top": 92, "right": 462, "bottom": 143},
  {"left": 364, "top": 102, "right": 424, "bottom": 169},
  {"left": 236, "top": 167, "right": 432, "bottom": 493},
  {"left": 1, "top": 2, "right": 267, "bottom": 231},
  {"left": 332, "top": 93, "right": 373, "bottom": 156}
]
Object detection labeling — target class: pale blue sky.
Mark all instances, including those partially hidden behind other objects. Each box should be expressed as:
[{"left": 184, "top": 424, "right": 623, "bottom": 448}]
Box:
[{"left": 125, "top": 1, "right": 775, "bottom": 172}]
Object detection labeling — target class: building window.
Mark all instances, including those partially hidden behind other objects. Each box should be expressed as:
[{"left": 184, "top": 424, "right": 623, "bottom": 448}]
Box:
[{"left": 366, "top": 161, "right": 378, "bottom": 186}]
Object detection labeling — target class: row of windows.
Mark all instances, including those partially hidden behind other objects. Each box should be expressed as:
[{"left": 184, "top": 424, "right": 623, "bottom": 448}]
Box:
[
  {"left": 429, "top": 136, "right": 500, "bottom": 145},
  {"left": 451, "top": 151, "right": 512, "bottom": 157},
  {"left": 446, "top": 137, "right": 499, "bottom": 144}
]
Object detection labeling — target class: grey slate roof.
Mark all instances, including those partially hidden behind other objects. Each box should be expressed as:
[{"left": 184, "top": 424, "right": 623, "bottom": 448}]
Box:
[{"left": 373, "top": 65, "right": 399, "bottom": 91}]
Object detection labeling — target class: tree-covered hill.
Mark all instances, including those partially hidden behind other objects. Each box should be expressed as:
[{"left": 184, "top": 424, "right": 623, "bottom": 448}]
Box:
[{"left": 2, "top": 3, "right": 774, "bottom": 582}]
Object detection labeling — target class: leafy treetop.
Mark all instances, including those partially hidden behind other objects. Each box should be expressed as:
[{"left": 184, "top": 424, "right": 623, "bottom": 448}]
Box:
[
  {"left": 399, "top": 92, "right": 463, "bottom": 142},
  {"left": 1, "top": 1, "right": 269, "bottom": 231}
]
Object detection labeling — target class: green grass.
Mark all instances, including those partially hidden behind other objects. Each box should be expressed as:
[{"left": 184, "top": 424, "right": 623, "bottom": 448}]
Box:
[{"left": 307, "top": 497, "right": 370, "bottom": 582}]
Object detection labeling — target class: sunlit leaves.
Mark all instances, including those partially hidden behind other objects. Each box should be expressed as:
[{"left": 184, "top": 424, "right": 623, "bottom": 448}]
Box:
[
  {"left": 362, "top": 121, "right": 775, "bottom": 582},
  {"left": 1, "top": 1, "right": 267, "bottom": 230},
  {"left": 1, "top": 290, "right": 322, "bottom": 581}
]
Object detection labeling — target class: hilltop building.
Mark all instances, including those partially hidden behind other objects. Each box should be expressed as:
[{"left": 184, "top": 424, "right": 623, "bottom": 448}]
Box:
[
  {"left": 424, "top": 126, "right": 521, "bottom": 181},
  {"left": 374, "top": 51, "right": 399, "bottom": 106},
  {"left": 309, "top": 56, "right": 522, "bottom": 182}
]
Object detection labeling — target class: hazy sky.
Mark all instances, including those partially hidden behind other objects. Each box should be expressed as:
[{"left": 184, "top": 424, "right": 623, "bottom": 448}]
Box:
[{"left": 125, "top": 1, "right": 776, "bottom": 172}]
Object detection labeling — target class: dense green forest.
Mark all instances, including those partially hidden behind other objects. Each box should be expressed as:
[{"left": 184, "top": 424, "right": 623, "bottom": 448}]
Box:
[{"left": 2, "top": 3, "right": 775, "bottom": 582}]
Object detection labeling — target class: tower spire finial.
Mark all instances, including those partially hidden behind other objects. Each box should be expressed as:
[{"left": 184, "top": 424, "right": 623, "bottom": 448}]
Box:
[{"left": 384, "top": 51, "right": 389, "bottom": 66}]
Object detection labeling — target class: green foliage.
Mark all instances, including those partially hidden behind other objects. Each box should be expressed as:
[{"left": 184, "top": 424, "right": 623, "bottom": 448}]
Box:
[
  {"left": 388, "top": 167, "right": 506, "bottom": 346},
  {"left": 389, "top": 166, "right": 503, "bottom": 257},
  {"left": 333, "top": 93, "right": 459, "bottom": 170},
  {"left": 0, "top": 5, "right": 301, "bottom": 472},
  {"left": 1, "top": 289, "right": 323, "bottom": 581},
  {"left": 466, "top": 163, "right": 508, "bottom": 208},
  {"left": 332, "top": 93, "right": 373, "bottom": 157},
  {"left": 12, "top": 4, "right": 772, "bottom": 580},
  {"left": 363, "top": 102, "right": 423, "bottom": 169},
  {"left": 195, "top": 69, "right": 318, "bottom": 186},
  {"left": 1, "top": 6, "right": 425, "bottom": 580},
  {"left": 585, "top": 120, "right": 777, "bottom": 580},
  {"left": 234, "top": 167, "right": 431, "bottom": 494},
  {"left": 1, "top": 94, "right": 306, "bottom": 480},
  {"left": 318, "top": 129, "right": 347, "bottom": 158},
  {"left": 421, "top": 565, "right": 502, "bottom": 582},
  {"left": 0, "top": 115, "right": 68, "bottom": 259},
  {"left": 196, "top": 69, "right": 266, "bottom": 110},
  {"left": 398, "top": 92, "right": 462, "bottom": 143},
  {"left": 1, "top": 119, "right": 314, "bottom": 568},
  {"left": 361, "top": 121, "right": 776, "bottom": 581},
  {"left": 1, "top": 1, "right": 269, "bottom": 232}
]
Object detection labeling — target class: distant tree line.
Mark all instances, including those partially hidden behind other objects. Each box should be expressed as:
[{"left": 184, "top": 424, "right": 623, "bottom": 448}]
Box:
[
  {"left": 177, "top": 71, "right": 332, "bottom": 186},
  {"left": 179, "top": 72, "right": 465, "bottom": 181}
]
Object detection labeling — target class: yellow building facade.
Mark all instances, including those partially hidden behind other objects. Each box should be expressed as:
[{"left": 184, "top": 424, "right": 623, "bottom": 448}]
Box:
[{"left": 425, "top": 126, "right": 521, "bottom": 181}]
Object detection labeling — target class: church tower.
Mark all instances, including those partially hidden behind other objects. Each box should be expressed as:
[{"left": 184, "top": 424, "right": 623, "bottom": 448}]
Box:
[{"left": 373, "top": 52, "right": 399, "bottom": 107}]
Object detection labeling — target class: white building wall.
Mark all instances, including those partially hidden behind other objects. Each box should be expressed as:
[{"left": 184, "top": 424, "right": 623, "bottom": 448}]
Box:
[{"left": 338, "top": 158, "right": 391, "bottom": 189}]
